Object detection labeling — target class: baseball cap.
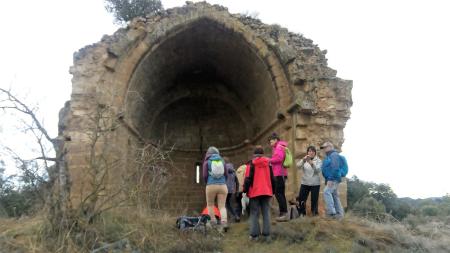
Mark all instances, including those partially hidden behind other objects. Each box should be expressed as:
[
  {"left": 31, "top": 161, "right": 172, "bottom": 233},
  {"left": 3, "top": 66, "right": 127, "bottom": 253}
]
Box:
[{"left": 320, "top": 141, "right": 332, "bottom": 149}]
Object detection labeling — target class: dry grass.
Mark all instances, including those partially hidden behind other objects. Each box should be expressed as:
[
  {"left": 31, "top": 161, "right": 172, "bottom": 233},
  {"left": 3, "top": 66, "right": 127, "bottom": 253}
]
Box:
[
  {"left": 1, "top": 211, "right": 449, "bottom": 253},
  {"left": 0, "top": 215, "right": 44, "bottom": 253},
  {"left": 0, "top": 209, "right": 223, "bottom": 253},
  {"left": 206, "top": 214, "right": 450, "bottom": 253}
]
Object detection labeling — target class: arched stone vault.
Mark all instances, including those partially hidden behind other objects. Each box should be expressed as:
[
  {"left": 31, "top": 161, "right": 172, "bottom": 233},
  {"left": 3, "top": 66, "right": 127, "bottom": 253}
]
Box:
[
  {"left": 125, "top": 17, "right": 286, "bottom": 150},
  {"left": 63, "top": 2, "right": 352, "bottom": 212}
]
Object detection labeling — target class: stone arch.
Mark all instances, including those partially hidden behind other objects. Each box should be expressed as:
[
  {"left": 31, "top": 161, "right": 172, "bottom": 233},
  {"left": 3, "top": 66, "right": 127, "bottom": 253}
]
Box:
[
  {"left": 109, "top": 15, "right": 291, "bottom": 120},
  {"left": 102, "top": 14, "right": 293, "bottom": 209},
  {"left": 65, "top": 2, "right": 352, "bottom": 212},
  {"left": 108, "top": 15, "right": 292, "bottom": 150}
]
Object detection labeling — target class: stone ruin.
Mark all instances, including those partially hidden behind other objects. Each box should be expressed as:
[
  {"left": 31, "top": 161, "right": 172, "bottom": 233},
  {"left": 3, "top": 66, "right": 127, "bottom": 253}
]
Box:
[{"left": 60, "top": 2, "right": 352, "bottom": 213}]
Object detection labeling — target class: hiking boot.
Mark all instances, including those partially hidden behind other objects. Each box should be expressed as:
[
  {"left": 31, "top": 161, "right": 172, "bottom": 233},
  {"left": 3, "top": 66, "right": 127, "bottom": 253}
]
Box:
[
  {"left": 334, "top": 214, "right": 344, "bottom": 220},
  {"left": 262, "top": 235, "right": 272, "bottom": 243},
  {"left": 276, "top": 214, "right": 289, "bottom": 222},
  {"left": 235, "top": 216, "right": 241, "bottom": 223},
  {"left": 326, "top": 213, "right": 342, "bottom": 220},
  {"left": 249, "top": 236, "right": 259, "bottom": 242},
  {"left": 222, "top": 223, "right": 229, "bottom": 233}
]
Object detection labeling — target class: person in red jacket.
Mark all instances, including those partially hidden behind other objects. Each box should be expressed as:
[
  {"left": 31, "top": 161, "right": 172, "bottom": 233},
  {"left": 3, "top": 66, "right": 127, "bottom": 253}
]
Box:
[{"left": 243, "top": 145, "right": 276, "bottom": 242}]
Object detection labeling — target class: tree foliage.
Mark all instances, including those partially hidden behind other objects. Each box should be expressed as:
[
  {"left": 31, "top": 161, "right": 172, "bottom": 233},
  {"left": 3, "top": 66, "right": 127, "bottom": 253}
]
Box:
[
  {"left": 104, "top": 0, "right": 163, "bottom": 24},
  {"left": 353, "top": 197, "right": 386, "bottom": 221},
  {"left": 421, "top": 205, "right": 439, "bottom": 216},
  {"left": 0, "top": 159, "right": 46, "bottom": 217},
  {"left": 348, "top": 176, "right": 449, "bottom": 220},
  {"left": 347, "top": 176, "right": 371, "bottom": 208}
]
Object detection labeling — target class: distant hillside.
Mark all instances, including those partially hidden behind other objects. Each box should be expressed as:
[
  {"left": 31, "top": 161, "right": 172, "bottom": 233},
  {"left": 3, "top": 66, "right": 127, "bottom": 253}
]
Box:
[{"left": 398, "top": 196, "right": 445, "bottom": 207}]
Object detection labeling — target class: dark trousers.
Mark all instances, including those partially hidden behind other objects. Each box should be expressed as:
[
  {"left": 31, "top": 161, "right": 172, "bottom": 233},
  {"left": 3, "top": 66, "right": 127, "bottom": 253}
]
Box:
[
  {"left": 249, "top": 196, "right": 271, "bottom": 237},
  {"left": 297, "top": 184, "right": 320, "bottom": 216},
  {"left": 235, "top": 192, "right": 243, "bottom": 217},
  {"left": 226, "top": 193, "right": 237, "bottom": 218},
  {"left": 275, "top": 176, "right": 288, "bottom": 215}
]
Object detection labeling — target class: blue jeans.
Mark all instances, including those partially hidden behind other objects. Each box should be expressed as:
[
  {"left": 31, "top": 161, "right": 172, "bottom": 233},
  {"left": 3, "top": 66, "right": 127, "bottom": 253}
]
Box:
[{"left": 323, "top": 181, "right": 344, "bottom": 217}]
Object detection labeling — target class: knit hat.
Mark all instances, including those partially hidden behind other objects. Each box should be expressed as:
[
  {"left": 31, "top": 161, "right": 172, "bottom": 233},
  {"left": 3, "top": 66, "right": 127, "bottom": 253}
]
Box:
[
  {"left": 207, "top": 146, "right": 219, "bottom": 155},
  {"left": 268, "top": 132, "right": 280, "bottom": 141}
]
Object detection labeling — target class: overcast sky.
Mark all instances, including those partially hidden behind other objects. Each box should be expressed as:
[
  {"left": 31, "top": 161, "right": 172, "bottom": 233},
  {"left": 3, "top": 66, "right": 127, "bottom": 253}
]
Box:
[{"left": 1, "top": 0, "right": 449, "bottom": 198}]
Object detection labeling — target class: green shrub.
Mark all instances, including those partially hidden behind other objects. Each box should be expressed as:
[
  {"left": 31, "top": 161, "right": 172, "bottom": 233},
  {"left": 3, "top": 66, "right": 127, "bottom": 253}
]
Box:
[
  {"left": 403, "top": 214, "right": 426, "bottom": 229},
  {"left": 421, "top": 205, "right": 439, "bottom": 216},
  {"left": 353, "top": 197, "right": 386, "bottom": 221}
]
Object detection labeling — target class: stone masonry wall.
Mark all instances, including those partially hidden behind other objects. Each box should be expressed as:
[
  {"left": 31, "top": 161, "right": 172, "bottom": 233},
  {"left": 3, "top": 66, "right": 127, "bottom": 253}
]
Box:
[{"left": 62, "top": 2, "right": 352, "bottom": 213}]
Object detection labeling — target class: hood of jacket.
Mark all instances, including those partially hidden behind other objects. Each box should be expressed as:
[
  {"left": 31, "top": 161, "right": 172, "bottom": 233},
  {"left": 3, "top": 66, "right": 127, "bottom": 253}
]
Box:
[
  {"left": 253, "top": 155, "right": 267, "bottom": 167},
  {"left": 275, "top": 141, "right": 288, "bottom": 149}
]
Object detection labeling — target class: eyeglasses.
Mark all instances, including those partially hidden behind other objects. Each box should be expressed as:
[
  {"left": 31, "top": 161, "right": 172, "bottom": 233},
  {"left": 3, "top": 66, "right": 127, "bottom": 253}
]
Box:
[{"left": 320, "top": 146, "right": 329, "bottom": 149}]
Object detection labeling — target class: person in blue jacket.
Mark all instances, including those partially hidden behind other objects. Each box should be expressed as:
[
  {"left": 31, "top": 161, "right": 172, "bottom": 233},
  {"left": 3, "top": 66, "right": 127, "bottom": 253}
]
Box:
[{"left": 320, "top": 141, "right": 344, "bottom": 219}]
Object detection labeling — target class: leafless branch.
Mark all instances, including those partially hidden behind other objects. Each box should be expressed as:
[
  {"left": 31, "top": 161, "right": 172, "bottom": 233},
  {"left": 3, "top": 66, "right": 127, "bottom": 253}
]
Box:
[
  {"left": 35, "top": 157, "right": 58, "bottom": 162},
  {"left": 0, "top": 88, "right": 54, "bottom": 145}
]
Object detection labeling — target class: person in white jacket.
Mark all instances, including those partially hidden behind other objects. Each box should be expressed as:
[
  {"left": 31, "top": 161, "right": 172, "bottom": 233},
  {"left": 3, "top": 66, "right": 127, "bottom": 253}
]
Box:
[{"left": 296, "top": 146, "right": 322, "bottom": 216}]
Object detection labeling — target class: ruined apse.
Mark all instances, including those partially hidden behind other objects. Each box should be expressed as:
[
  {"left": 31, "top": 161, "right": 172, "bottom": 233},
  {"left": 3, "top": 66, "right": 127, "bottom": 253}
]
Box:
[{"left": 61, "top": 2, "right": 352, "bottom": 212}]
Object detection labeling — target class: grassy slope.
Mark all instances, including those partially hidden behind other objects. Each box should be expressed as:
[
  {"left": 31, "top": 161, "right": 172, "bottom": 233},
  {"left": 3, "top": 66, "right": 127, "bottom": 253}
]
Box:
[
  {"left": 1, "top": 212, "right": 449, "bottom": 253},
  {"left": 224, "top": 217, "right": 402, "bottom": 253}
]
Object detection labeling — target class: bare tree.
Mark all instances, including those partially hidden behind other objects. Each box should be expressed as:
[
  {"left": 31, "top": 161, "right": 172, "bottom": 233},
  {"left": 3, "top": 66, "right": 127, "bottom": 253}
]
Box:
[
  {"left": 0, "top": 87, "right": 70, "bottom": 228},
  {"left": 77, "top": 102, "right": 173, "bottom": 221},
  {"left": 1, "top": 87, "right": 174, "bottom": 251},
  {"left": 130, "top": 143, "right": 172, "bottom": 210},
  {"left": 0, "top": 88, "right": 56, "bottom": 165}
]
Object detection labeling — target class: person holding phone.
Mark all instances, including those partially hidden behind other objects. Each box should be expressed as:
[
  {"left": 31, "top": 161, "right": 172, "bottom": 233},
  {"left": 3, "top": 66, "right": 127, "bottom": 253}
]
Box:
[{"left": 296, "top": 146, "right": 322, "bottom": 216}]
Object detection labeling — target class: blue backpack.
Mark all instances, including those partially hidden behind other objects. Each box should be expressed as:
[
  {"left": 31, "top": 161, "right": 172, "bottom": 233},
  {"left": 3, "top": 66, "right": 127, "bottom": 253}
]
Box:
[{"left": 338, "top": 154, "right": 348, "bottom": 177}]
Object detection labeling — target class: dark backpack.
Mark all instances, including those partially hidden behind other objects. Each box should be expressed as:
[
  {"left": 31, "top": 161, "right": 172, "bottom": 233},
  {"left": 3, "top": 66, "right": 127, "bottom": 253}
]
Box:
[{"left": 176, "top": 215, "right": 210, "bottom": 234}]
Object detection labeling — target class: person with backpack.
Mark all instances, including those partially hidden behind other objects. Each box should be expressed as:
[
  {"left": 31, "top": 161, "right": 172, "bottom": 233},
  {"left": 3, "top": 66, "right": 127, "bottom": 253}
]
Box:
[
  {"left": 296, "top": 146, "right": 322, "bottom": 216},
  {"left": 224, "top": 157, "right": 239, "bottom": 222},
  {"left": 243, "top": 145, "right": 276, "bottom": 242},
  {"left": 320, "top": 141, "right": 346, "bottom": 219},
  {"left": 202, "top": 146, "right": 228, "bottom": 231},
  {"left": 268, "top": 132, "right": 289, "bottom": 222}
]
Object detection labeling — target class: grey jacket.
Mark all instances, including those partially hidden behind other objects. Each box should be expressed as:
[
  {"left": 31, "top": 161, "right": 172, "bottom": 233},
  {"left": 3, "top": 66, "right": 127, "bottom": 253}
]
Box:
[{"left": 296, "top": 156, "right": 322, "bottom": 186}]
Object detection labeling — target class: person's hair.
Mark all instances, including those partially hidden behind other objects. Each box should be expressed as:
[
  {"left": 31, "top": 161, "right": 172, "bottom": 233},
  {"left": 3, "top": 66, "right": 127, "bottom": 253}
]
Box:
[
  {"left": 207, "top": 146, "right": 219, "bottom": 155},
  {"left": 268, "top": 132, "right": 280, "bottom": 141},
  {"left": 307, "top": 146, "right": 317, "bottom": 154},
  {"left": 254, "top": 145, "right": 264, "bottom": 155}
]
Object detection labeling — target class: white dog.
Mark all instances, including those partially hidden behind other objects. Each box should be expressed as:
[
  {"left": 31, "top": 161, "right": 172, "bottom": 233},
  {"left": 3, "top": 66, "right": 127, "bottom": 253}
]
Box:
[{"left": 241, "top": 193, "right": 250, "bottom": 215}]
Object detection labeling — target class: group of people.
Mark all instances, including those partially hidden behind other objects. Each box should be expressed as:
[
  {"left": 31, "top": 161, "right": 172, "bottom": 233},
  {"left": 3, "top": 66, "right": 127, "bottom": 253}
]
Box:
[{"left": 202, "top": 132, "right": 346, "bottom": 241}]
